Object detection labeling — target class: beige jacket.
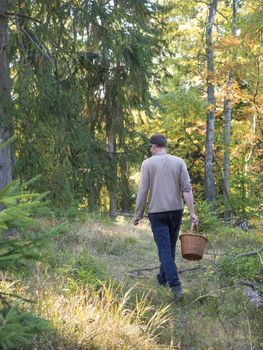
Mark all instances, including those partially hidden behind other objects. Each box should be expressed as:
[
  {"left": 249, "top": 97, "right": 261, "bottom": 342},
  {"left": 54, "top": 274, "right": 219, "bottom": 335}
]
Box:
[{"left": 134, "top": 153, "right": 192, "bottom": 219}]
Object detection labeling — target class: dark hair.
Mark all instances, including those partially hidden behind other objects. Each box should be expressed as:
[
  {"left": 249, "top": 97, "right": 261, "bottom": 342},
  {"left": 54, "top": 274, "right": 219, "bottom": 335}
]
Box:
[{"left": 149, "top": 134, "right": 168, "bottom": 148}]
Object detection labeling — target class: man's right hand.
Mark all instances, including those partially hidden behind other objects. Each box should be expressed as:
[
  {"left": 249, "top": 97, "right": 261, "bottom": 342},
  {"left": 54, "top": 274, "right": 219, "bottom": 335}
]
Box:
[
  {"left": 183, "top": 191, "right": 198, "bottom": 225},
  {"left": 190, "top": 212, "right": 198, "bottom": 225}
]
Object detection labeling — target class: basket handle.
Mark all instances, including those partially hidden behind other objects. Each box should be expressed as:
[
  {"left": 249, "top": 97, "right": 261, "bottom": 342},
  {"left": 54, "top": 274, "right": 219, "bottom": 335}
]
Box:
[{"left": 189, "top": 223, "right": 199, "bottom": 234}]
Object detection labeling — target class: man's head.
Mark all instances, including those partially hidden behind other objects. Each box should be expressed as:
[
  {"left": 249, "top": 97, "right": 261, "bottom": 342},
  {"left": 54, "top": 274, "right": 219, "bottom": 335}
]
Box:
[{"left": 149, "top": 134, "right": 168, "bottom": 154}]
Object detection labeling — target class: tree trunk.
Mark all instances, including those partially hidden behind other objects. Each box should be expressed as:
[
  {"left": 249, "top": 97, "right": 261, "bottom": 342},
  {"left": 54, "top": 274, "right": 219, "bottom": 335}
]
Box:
[
  {"left": 107, "top": 130, "right": 118, "bottom": 219},
  {"left": 223, "top": 97, "right": 231, "bottom": 219},
  {"left": 87, "top": 183, "right": 100, "bottom": 211},
  {"left": 0, "top": 1, "right": 12, "bottom": 191},
  {"left": 223, "top": 97, "right": 231, "bottom": 198},
  {"left": 223, "top": 0, "right": 237, "bottom": 220},
  {"left": 100, "top": 6, "right": 118, "bottom": 219},
  {"left": 205, "top": 0, "right": 218, "bottom": 202},
  {"left": 104, "top": 78, "right": 118, "bottom": 219},
  {"left": 119, "top": 138, "right": 130, "bottom": 213},
  {"left": 87, "top": 127, "right": 101, "bottom": 212}
]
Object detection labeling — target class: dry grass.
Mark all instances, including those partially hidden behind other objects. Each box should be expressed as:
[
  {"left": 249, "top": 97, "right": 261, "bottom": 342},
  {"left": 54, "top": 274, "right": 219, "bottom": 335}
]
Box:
[
  {"left": 31, "top": 279, "right": 172, "bottom": 350},
  {"left": 66, "top": 217, "right": 263, "bottom": 350},
  {"left": 73, "top": 218, "right": 159, "bottom": 283},
  {"left": 20, "top": 219, "right": 173, "bottom": 349},
  {"left": 0, "top": 270, "right": 173, "bottom": 350}
]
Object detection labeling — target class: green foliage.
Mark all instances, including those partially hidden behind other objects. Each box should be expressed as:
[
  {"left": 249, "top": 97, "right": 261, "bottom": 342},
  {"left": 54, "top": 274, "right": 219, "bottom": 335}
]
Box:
[
  {"left": 94, "top": 235, "right": 138, "bottom": 256},
  {"left": 229, "top": 171, "right": 262, "bottom": 219},
  {"left": 107, "top": 236, "right": 138, "bottom": 256},
  {"left": 73, "top": 257, "right": 106, "bottom": 288},
  {"left": 195, "top": 200, "right": 221, "bottom": 234},
  {"left": 157, "top": 86, "right": 206, "bottom": 191},
  {"left": 0, "top": 177, "right": 67, "bottom": 271},
  {"left": 0, "top": 307, "right": 49, "bottom": 350},
  {"left": 0, "top": 239, "right": 40, "bottom": 271},
  {"left": 0, "top": 136, "right": 17, "bottom": 152},
  {"left": 182, "top": 199, "right": 220, "bottom": 234},
  {"left": 0, "top": 225, "right": 68, "bottom": 272},
  {"left": 216, "top": 254, "right": 263, "bottom": 284},
  {"left": 11, "top": 0, "right": 165, "bottom": 212},
  {"left": 1, "top": 0, "right": 261, "bottom": 220},
  {"left": 60, "top": 253, "right": 107, "bottom": 290},
  {"left": 0, "top": 176, "right": 63, "bottom": 350},
  {"left": 0, "top": 177, "right": 42, "bottom": 269},
  {"left": 0, "top": 177, "right": 49, "bottom": 231}
]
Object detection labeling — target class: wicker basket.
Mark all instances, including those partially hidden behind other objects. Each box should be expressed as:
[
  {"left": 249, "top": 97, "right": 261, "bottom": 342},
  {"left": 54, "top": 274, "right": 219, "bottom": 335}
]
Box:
[{"left": 179, "top": 224, "right": 208, "bottom": 261}]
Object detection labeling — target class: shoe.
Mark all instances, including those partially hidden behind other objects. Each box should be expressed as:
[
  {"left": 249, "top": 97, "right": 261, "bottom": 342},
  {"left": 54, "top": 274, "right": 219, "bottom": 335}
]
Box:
[
  {"left": 156, "top": 280, "right": 167, "bottom": 288},
  {"left": 156, "top": 274, "right": 167, "bottom": 288},
  {"left": 171, "top": 286, "right": 184, "bottom": 301}
]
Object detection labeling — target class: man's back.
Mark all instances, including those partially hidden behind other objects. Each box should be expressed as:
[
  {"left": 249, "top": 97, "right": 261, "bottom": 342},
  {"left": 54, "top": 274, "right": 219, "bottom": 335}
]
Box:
[{"left": 135, "top": 153, "right": 192, "bottom": 217}]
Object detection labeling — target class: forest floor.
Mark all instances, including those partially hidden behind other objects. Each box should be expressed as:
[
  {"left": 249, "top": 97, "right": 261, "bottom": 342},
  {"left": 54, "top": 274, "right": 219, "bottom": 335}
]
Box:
[
  {"left": 4, "top": 213, "right": 263, "bottom": 350},
  {"left": 72, "top": 216, "right": 263, "bottom": 350}
]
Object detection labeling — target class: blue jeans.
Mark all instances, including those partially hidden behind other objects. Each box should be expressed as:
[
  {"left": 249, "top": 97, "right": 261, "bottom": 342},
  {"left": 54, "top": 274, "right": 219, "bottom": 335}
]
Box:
[{"left": 148, "top": 210, "right": 183, "bottom": 288}]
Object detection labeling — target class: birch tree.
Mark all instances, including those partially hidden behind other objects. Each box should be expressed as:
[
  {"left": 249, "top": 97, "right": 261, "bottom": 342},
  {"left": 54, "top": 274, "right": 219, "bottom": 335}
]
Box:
[
  {"left": 223, "top": 0, "right": 238, "bottom": 219},
  {"left": 205, "top": 0, "right": 218, "bottom": 202}
]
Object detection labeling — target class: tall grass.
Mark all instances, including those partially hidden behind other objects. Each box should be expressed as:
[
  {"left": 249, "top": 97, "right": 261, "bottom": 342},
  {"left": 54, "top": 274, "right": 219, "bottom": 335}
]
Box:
[{"left": 33, "top": 280, "right": 172, "bottom": 350}]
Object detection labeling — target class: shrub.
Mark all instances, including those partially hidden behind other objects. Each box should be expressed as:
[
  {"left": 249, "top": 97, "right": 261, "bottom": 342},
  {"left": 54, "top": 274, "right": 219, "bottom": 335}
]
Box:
[
  {"left": 57, "top": 252, "right": 107, "bottom": 290},
  {"left": 0, "top": 172, "right": 55, "bottom": 349},
  {"left": 216, "top": 254, "right": 263, "bottom": 284},
  {"left": 182, "top": 199, "right": 220, "bottom": 234}
]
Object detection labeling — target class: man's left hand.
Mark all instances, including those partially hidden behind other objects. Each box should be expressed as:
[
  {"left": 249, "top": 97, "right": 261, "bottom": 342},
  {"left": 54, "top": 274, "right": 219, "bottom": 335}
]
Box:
[{"left": 132, "top": 217, "right": 140, "bottom": 225}]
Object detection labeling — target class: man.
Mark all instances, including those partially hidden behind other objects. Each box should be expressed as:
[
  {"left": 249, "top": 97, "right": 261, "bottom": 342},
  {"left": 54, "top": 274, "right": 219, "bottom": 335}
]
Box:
[{"left": 132, "top": 134, "right": 198, "bottom": 300}]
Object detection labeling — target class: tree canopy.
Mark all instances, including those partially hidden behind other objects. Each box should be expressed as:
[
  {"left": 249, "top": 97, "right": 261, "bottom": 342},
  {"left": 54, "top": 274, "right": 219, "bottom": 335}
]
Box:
[{"left": 0, "top": 0, "right": 261, "bottom": 219}]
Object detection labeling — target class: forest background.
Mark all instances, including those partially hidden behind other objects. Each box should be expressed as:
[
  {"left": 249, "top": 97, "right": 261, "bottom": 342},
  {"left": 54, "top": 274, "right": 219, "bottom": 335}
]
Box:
[
  {"left": 0, "top": 0, "right": 262, "bottom": 349},
  {"left": 0, "top": 0, "right": 262, "bottom": 220}
]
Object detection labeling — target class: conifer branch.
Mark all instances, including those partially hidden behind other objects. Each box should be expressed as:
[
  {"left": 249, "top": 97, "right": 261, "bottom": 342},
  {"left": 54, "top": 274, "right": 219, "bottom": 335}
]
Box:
[
  {"left": 3, "top": 11, "right": 42, "bottom": 24},
  {"left": 0, "top": 291, "right": 35, "bottom": 303},
  {"left": 20, "top": 28, "right": 54, "bottom": 65}
]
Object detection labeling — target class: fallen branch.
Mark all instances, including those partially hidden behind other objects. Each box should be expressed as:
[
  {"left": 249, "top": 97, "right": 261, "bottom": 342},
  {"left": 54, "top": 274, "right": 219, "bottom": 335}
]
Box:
[
  {"left": 126, "top": 266, "right": 159, "bottom": 275},
  {"left": 205, "top": 251, "right": 229, "bottom": 256},
  {"left": 233, "top": 246, "right": 263, "bottom": 260},
  {"left": 189, "top": 287, "right": 231, "bottom": 306},
  {"left": 189, "top": 290, "right": 220, "bottom": 306},
  {"left": 212, "top": 246, "right": 263, "bottom": 264},
  {"left": 126, "top": 265, "right": 203, "bottom": 276},
  {"left": 179, "top": 266, "right": 204, "bottom": 274}
]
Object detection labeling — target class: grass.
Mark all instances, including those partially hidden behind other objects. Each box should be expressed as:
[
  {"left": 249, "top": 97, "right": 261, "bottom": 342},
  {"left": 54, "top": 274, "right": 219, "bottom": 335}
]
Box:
[
  {"left": 32, "top": 282, "right": 171, "bottom": 350},
  {"left": 1, "top": 214, "right": 262, "bottom": 349}
]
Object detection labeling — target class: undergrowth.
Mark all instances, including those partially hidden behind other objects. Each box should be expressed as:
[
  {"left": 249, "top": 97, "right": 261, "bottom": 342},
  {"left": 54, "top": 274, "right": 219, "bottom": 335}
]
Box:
[{"left": 1, "top": 211, "right": 262, "bottom": 349}]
